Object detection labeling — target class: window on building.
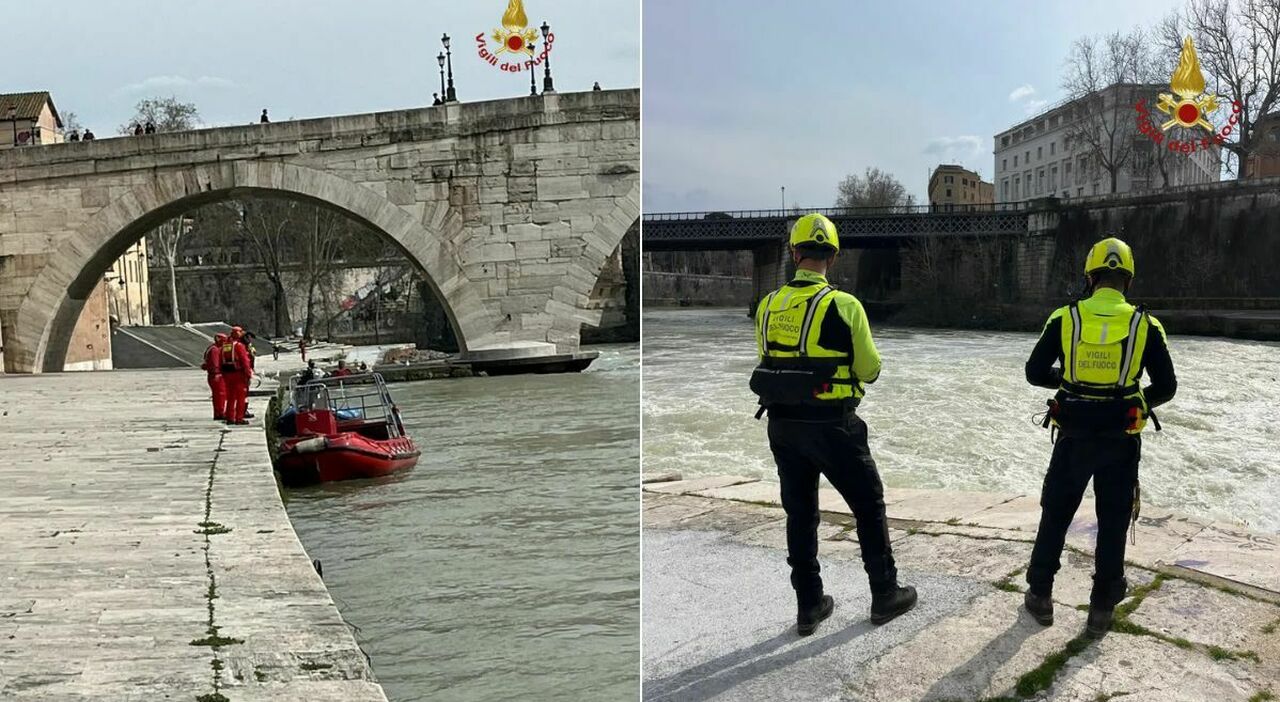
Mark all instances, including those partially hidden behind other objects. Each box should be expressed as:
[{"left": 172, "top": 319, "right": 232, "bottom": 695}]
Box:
[
  {"left": 1049, "top": 166, "right": 1057, "bottom": 191},
  {"left": 946, "top": 188, "right": 952, "bottom": 197},
  {"left": 1037, "top": 168, "right": 1045, "bottom": 194},
  {"left": 1013, "top": 177, "right": 1020, "bottom": 199},
  {"left": 1026, "top": 150, "right": 1031, "bottom": 163},
  {"left": 1014, "top": 155, "right": 1019, "bottom": 167},
  {"left": 1050, "top": 141, "right": 1056, "bottom": 155},
  {"left": 1002, "top": 135, "right": 1010, "bottom": 147},
  {"left": 1002, "top": 158, "right": 1008, "bottom": 171},
  {"left": 1078, "top": 187, "right": 1084, "bottom": 197}
]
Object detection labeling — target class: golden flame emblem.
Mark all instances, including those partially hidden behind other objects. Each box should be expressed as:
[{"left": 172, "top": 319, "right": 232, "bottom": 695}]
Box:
[
  {"left": 1156, "top": 36, "right": 1219, "bottom": 132},
  {"left": 492, "top": 0, "right": 538, "bottom": 57}
]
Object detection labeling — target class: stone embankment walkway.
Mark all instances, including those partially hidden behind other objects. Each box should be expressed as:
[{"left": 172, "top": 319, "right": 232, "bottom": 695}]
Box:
[
  {"left": 643, "top": 475, "right": 1280, "bottom": 702},
  {"left": 0, "top": 370, "right": 386, "bottom": 701}
]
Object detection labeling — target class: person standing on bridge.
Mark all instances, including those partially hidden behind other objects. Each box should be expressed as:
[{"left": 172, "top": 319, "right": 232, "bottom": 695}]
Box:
[
  {"left": 202, "top": 333, "right": 228, "bottom": 421},
  {"left": 220, "top": 326, "right": 254, "bottom": 425},
  {"left": 749, "top": 213, "right": 917, "bottom": 636},
  {"left": 1022, "top": 237, "right": 1177, "bottom": 638}
]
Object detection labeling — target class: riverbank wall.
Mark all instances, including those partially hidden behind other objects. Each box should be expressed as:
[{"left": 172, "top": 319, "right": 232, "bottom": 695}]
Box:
[{"left": 0, "top": 370, "right": 386, "bottom": 700}]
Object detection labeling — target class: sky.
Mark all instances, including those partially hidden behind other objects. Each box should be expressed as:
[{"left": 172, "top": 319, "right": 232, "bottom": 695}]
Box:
[
  {"left": 9, "top": 0, "right": 639, "bottom": 135},
  {"left": 643, "top": 0, "right": 1190, "bottom": 212}
]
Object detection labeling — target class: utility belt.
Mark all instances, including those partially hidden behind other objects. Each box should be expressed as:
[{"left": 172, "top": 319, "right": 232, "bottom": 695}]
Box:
[
  {"left": 221, "top": 363, "right": 240, "bottom": 374},
  {"left": 1039, "top": 392, "right": 1161, "bottom": 437},
  {"left": 750, "top": 358, "right": 857, "bottom": 420}
]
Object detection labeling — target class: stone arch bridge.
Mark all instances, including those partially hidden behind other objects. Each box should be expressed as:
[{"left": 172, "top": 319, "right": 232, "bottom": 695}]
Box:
[{"left": 0, "top": 90, "right": 639, "bottom": 373}]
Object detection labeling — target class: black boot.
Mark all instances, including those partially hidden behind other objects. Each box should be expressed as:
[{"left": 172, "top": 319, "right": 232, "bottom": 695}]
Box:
[
  {"left": 1085, "top": 607, "right": 1113, "bottom": 638},
  {"left": 797, "top": 595, "right": 834, "bottom": 636},
  {"left": 1023, "top": 592, "right": 1054, "bottom": 626},
  {"left": 870, "top": 585, "right": 917, "bottom": 625}
]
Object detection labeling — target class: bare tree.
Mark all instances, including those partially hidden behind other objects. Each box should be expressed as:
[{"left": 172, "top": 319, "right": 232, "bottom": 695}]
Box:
[
  {"left": 60, "top": 110, "right": 83, "bottom": 136},
  {"left": 1061, "top": 29, "right": 1149, "bottom": 194},
  {"left": 835, "top": 167, "right": 912, "bottom": 210},
  {"left": 150, "top": 217, "right": 188, "bottom": 324},
  {"left": 300, "top": 208, "right": 347, "bottom": 339},
  {"left": 118, "top": 96, "right": 200, "bottom": 135},
  {"left": 1158, "top": 1, "right": 1280, "bottom": 179},
  {"left": 231, "top": 200, "right": 296, "bottom": 337}
]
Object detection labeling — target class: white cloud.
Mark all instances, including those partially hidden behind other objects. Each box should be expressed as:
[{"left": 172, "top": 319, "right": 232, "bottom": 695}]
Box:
[
  {"left": 1008, "top": 84, "right": 1036, "bottom": 103},
  {"left": 922, "top": 135, "right": 983, "bottom": 157},
  {"left": 118, "top": 75, "right": 237, "bottom": 94}
]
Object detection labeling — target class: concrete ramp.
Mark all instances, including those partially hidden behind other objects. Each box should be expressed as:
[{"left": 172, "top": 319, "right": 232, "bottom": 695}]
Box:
[{"left": 112, "top": 325, "right": 212, "bottom": 368}]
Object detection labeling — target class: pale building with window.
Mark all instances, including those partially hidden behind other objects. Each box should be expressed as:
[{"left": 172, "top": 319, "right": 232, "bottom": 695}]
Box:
[
  {"left": 994, "top": 83, "right": 1219, "bottom": 204},
  {"left": 0, "top": 91, "right": 65, "bottom": 147},
  {"left": 928, "top": 165, "right": 994, "bottom": 207},
  {"left": 104, "top": 239, "right": 152, "bottom": 327}
]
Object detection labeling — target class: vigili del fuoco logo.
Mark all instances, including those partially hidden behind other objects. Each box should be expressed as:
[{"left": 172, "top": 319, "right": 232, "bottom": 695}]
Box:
[
  {"left": 1136, "top": 35, "right": 1241, "bottom": 155},
  {"left": 476, "top": 0, "right": 555, "bottom": 74}
]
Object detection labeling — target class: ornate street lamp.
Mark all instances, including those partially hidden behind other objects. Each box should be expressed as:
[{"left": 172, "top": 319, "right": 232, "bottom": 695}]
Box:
[
  {"left": 442, "top": 33, "right": 457, "bottom": 102},
  {"left": 540, "top": 22, "right": 555, "bottom": 93},
  {"left": 529, "top": 42, "right": 539, "bottom": 95},
  {"left": 437, "top": 52, "right": 447, "bottom": 103}
]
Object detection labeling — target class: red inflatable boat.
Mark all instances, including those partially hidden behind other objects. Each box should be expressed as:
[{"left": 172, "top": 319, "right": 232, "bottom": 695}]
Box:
[{"left": 275, "top": 373, "right": 420, "bottom": 485}]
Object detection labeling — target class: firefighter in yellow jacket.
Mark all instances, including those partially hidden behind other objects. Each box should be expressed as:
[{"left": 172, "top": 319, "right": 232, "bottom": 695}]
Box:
[
  {"left": 750, "top": 213, "right": 917, "bottom": 636},
  {"left": 1023, "top": 237, "right": 1177, "bottom": 638}
]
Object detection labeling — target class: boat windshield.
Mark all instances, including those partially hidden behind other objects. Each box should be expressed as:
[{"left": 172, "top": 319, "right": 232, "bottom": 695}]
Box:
[{"left": 289, "top": 373, "right": 403, "bottom": 438}]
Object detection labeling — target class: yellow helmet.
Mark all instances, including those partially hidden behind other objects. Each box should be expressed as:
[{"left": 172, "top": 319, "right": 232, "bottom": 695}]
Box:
[
  {"left": 1084, "top": 237, "right": 1135, "bottom": 277},
  {"left": 789, "top": 213, "right": 840, "bottom": 252}
]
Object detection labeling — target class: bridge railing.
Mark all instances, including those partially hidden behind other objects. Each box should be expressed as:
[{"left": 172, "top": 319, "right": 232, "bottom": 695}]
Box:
[{"left": 642, "top": 202, "right": 1031, "bottom": 222}]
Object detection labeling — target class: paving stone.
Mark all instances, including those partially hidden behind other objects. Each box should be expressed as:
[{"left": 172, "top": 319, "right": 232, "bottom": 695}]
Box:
[
  {"left": 1044, "top": 633, "right": 1264, "bottom": 701},
  {"left": 848, "top": 590, "right": 1086, "bottom": 702},
  {"left": 1129, "top": 576, "right": 1280, "bottom": 680}
]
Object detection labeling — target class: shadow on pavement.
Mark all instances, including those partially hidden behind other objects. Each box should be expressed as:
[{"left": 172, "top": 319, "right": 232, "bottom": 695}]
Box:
[
  {"left": 919, "top": 614, "right": 1042, "bottom": 701},
  {"left": 645, "top": 619, "right": 875, "bottom": 701}
]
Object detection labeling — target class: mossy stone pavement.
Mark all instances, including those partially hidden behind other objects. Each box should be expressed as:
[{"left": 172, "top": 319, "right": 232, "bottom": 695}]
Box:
[
  {"left": 643, "top": 476, "right": 1280, "bottom": 702},
  {"left": 0, "top": 370, "right": 386, "bottom": 701}
]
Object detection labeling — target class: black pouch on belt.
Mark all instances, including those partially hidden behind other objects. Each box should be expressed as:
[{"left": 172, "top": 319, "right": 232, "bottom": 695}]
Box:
[
  {"left": 749, "top": 362, "right": 837, "bottom": 407},
  {"left": 1053, "top": 396, "right": 1132, "bottom": 434}
]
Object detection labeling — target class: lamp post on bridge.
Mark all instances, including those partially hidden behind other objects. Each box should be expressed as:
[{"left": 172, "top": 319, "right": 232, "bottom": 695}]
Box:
[
  {"left": 540, "top": 21, "right": 555, "bottom": 93},
  {"left": 437, "top": 52, "right": 447, "bottom": 102},
  {"left": 781, "top": 186, "right": 786, "bottom": 212},
  {"left": 529, "top": 42, "right": 539, "bottom": 95},
  {"left": 442, "top": 34, "right": 457, "bottom": 102}
]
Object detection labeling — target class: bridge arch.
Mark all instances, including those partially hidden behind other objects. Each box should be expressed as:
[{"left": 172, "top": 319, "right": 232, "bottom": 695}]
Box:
[{"left": 12, "top": 162, "right": 497, "bottom": 373}]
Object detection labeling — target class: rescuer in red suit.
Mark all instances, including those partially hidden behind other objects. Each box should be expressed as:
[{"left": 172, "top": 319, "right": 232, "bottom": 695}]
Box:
[
  {"left": 202, "top": 333, "right": 228, "bottom": 420},
  {"left": 221, "top": 327, "right": 254, "bottom": 425}
]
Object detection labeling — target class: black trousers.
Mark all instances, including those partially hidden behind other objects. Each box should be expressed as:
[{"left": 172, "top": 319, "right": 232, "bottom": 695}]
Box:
[
  {"left": 767, "top": 412, "right": 898, "bottom": 606},
  {"left": 1026, "top": 434, "right": 1141, "bottom": 609}
]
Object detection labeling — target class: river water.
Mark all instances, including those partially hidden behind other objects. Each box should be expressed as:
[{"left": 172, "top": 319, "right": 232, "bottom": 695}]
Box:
[
  {"left": 643, "top": 309, "right": 1280, "bottom": 534},
  {"left": 284, "top": 344, "right": 639, "bottom": 702}
]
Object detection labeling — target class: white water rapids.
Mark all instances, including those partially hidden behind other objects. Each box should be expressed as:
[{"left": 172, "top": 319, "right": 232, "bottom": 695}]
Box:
[{"left": 642, "top": 308, "right": 1280, "bottom": 534}]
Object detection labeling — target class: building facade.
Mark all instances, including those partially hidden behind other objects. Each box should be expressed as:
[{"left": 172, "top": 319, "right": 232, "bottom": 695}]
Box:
[
  {"left": 994, "top": 83, "right": 1219, "bottom": 204},
  {"left": 928, "top": 165, "right": 994, "bottom": 207},
  {"left": 104, "top": 239, "right": 151, "bottom": 327},
  {"left": 1243, "top": 112, "right": 1280, "bottom": 178},
  {"left": 0, "top": 91, "right": 64, "bottom": 148}
]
